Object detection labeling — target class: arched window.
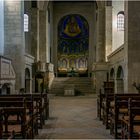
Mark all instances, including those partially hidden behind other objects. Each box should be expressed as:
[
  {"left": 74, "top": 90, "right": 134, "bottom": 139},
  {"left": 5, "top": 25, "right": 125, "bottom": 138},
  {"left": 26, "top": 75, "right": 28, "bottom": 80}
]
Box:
[
  {"left": 117, "top": 11, "right": 124, "bottom": 31},
  {"left": 110, "top": 68, "right": 115, "bottom": 80},
  {"left": 24, "top": 14, "right": 29, "bottom": 32},
  {"left": 117, "top": 66, "right": 124, "bottom": 79}
]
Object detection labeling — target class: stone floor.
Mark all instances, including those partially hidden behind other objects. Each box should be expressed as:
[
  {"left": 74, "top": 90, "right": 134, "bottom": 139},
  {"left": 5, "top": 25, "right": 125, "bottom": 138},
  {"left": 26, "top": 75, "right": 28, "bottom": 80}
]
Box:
[{"left": 36, "top": 96, "right": 113, "bottom": 139}]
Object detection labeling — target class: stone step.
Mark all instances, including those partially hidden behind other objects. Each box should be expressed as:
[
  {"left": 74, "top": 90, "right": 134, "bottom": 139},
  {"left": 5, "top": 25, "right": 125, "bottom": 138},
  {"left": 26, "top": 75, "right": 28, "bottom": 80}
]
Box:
[
  {"left": 49, "top": 90, "right": 95, "bottom": 94},
  {"left": 51, "top": 85, "right": 93, "bottom": 89},
  {"left": 52, "top": 79, "right": 92, "bottom": 82},
  {"left": 50, "top": 77, "right": 95, "bottom": 96}
]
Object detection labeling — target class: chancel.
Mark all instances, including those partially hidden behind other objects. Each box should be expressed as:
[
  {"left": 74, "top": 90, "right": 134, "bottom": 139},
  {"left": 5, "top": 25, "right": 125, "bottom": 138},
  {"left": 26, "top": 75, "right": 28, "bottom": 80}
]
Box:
[{"left": 0, "top": 0, "right": 140, "bottom": 139}]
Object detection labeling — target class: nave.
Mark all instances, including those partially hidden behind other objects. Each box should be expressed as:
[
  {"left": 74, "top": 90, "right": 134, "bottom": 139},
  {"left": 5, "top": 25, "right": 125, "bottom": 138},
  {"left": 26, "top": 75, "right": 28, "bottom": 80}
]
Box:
[{"left": 36, "top": 96, "right": 112, "bottom": 139}]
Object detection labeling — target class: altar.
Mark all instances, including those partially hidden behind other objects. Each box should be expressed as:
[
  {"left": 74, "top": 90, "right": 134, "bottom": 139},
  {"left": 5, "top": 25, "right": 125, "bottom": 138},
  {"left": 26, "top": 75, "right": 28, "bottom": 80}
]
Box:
[{"left": 64, "top": 85, "right": 75, "bottom": 96}]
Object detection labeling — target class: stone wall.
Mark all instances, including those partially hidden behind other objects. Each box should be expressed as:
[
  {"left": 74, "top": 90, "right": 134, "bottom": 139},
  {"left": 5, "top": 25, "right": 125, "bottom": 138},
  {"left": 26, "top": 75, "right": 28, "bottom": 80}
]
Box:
[
  {"left": 125, "top": 1, "right": 140, "bottom": 93},
  {"left": 108, "top": 45, "right": 125, "bottom": 93},
  {"left": 4, "top": 0, "right": 25, "bottom": 91}
]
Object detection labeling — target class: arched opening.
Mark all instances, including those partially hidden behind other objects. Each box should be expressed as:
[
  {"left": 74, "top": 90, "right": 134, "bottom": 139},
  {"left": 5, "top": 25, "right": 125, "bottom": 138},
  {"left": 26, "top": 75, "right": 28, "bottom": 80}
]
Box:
[
  {"left": 117, "top": 11, "right": 124, "bottom": 31},
  {"left": 57, "top": 14, "right": 89, "bottom": 77},
  {"left": 1, "top": 83, "right": 10, "bottom": 95},
  {"left": 110, "top": 68, "right": 115, "bottom": 81},
  {"left": 25, "top": 68, "right": 30, "bottom": 93},
  {"left": 116, "top": 66, "right": 124, "bottom": 93}
]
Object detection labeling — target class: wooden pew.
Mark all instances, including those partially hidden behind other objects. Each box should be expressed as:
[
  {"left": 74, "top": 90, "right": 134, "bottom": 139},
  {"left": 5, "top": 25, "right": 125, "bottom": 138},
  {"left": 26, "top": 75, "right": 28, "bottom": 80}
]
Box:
[
  {"left": 110, "top": 94, "right": 140, "bottom": 139},
  {"left": 97, "top": 90, "right": 114, "bottom": 129},
  {"left": 121, "top": 98, "right": 140, "bottom": 139},
  {"left": 0, "top": 107, "right": 33, "bottom": 139},
  {"left": 97, "top": 89, "right": 105, "bottom": 120},
  {"left": 0, "top": 98, "right": 38, "bottom": 139},
  {"left": 102, "top": 93, "right": 114, "bottom": 129},
  {"left": 0, "top": 109, "right": 3, "bottom": 139},
  {"left": 0, "top": 92, "right": 49, "bottom": 129}
]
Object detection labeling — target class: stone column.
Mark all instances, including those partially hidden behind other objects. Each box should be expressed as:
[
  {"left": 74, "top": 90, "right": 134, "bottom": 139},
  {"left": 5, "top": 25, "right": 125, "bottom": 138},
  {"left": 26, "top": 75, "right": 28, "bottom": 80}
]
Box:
[
  {"left": 30, "top": 8, "right": 39, "bottom": 62},
  {"left": 105, "top": 6, "right": 112, "bottom": 59},
  {"left": 39, "top": 10, "right": 47, "bottom": 62},
  {"left": 96, "top": 8, "right": 105, "bottom": 62},
  {"left": 46, "top": 9, "right": 51, "bottom": 63},
  {"left": 92, "top": 7, "right": 108, "bottom": 94},
  {"left": 4, "top": 0, "right": 25, "bottom": 91},
  {"left": 124, "top": 1, "right": 140, "bottom": 92}
]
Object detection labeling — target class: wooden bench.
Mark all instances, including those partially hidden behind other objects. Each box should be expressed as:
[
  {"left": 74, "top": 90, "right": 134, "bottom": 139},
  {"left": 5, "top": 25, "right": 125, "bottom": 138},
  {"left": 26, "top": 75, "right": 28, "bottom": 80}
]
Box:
[
  {"left": 0, "top": 107, "right": 34, "bottom": 139},
  {"left": 0, "top": 93, "right": 49, "bottom": 129},
  {"left": 109, "top": 94, "right": 140, "bottom": 139},
  {"left": 97, "top": 91, "right": 114, "bottom": 129},
  {"left": 97, "top": 89, "right": 105, "bottom": 120},
  {"left": 0, "top": 93, "right": 49, "bottom": 138},
  {"left": 97, "top": 81, "right": 114, "bottom": 121},
  {"left": 102, "top": 93, "right": 114, "bottom": 129},
  {"left": 121, "top": 98, "right": 140, "bottom": 139},
  {"left": 0, "top": 97, "right": 38, "bottom": 139}
]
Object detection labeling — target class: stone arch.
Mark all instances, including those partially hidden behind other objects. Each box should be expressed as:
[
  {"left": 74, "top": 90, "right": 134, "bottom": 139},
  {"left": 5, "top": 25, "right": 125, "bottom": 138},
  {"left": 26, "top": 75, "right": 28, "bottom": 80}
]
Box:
[
  {"left": 110, "top": 68, "right": 115, "bottom": 81},
  {"left": 116, "top": 66, "right": 124, "bottom": 93},
  {"left": 61, "top": 58, "right": 67, "bottom": 68},
  {"left": 117, "top": 66, "right": 124, "bottom": 79},
  {"left": 78, "top": 58, "right": 86, "bottom": 68},
  {"left": 1, "top": 83, "right": 11, "bottom": 95},
  {"left": 57, "top": 14, "right": 89, "bottom": 76},
  {"left": 25, "top": 68, "right": 31, "bottom": 93}
]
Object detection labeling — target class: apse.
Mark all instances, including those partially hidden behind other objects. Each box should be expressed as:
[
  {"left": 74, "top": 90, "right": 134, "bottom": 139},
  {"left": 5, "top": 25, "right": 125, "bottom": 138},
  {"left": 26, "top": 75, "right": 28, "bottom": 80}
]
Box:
[{"left": 57, "top": 14, "right": 89, "bottom": 77}]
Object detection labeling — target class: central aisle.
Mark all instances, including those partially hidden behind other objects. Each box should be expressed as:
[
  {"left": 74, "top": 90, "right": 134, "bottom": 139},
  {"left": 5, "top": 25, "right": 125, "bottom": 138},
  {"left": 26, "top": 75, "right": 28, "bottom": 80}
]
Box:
[{"left": 36, "top": 96, "right": 113, "bottom": 139}]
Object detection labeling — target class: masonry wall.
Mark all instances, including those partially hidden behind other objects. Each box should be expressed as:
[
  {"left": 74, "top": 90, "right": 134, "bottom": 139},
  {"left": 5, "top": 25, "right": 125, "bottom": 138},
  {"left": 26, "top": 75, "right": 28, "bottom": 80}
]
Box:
[
  {"left": 125, "top": 1, "right": 140, "bottom": 93},
  {"left": 4, "top": 1, "right": 25, "bottom": 91}
]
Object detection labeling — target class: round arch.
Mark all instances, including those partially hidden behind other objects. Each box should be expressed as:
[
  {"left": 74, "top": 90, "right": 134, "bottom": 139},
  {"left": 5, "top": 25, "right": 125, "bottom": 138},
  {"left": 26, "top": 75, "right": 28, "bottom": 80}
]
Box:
[
  {"left": 25, "top": 68, "right": 30, "bottom": 93},
  {"left": 57, "top": 14, "right": 89, "bottom": 77},
  {"left": 116, "top": 66, "right": 124, "bottom": 79},
  {"left": 116, "top": 66, "right": 124, "bottom": 93},
  {"left": 1, "top": 83, "right": 11, "bottom": 95},
  {"left": 110, "top": 68, "right": 115, "bottom": 80}
]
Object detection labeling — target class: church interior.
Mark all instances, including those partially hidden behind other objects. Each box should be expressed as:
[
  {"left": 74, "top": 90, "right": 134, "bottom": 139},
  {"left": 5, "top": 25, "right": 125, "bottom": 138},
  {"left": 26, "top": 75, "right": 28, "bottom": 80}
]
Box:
[{"left": 0, "top": 0, "right": 140, "bottom": 139}]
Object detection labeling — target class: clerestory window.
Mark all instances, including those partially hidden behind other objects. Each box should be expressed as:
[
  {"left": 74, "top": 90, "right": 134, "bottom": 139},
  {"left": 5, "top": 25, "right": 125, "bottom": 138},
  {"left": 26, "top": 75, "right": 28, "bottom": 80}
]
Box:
[
  {"left": 117, "top": 11, "right": 124, "bottom": 31},
  {"left": 24, "top": 14, "right": 29, "bottom": 32}
]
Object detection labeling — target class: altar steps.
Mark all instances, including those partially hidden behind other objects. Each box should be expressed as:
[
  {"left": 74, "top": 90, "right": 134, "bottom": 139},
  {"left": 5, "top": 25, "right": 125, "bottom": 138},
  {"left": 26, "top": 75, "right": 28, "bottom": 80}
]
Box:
[{"left": 49, "top": 77, "right": 95, "bottom": 96}]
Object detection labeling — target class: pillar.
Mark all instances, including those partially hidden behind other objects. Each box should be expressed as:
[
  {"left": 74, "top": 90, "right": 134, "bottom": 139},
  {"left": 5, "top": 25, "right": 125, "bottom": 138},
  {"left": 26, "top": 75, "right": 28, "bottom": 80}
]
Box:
[
  {"left": 30, "top": 8, "right": 39, "bottom": 62},
  {"left": 93, "top": 7, "right": 108, "bottom": 94},
  {"left": 124, "top": 1, "right": 140, "bottom": 92},
  {"left": 96, "top": 8, "right": 105, "bottom": 62},
  {"left": 4, "top": 0, "right": 25, "bottom": 91},
  {"left": 105, "top": 5, "right": 112, "bottom": 59},
  {"left": 39, "top": 10, "right": 47, "bottom": 62}
]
